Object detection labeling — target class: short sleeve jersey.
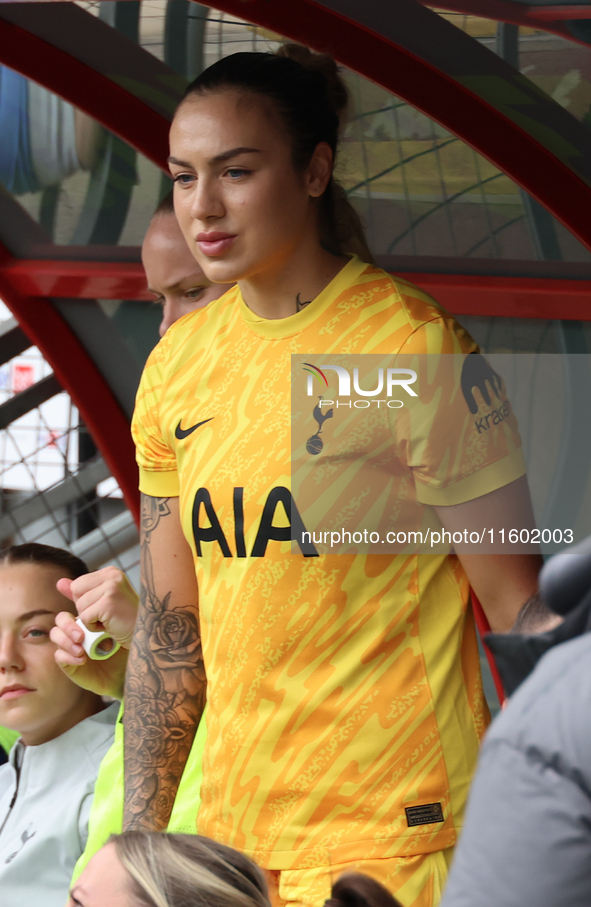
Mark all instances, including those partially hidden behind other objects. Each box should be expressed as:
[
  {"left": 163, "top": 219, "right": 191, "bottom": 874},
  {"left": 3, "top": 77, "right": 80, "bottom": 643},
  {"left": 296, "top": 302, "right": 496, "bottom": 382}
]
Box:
[{"left": 132, "top": 257, "right": 524, "bottom": 870}]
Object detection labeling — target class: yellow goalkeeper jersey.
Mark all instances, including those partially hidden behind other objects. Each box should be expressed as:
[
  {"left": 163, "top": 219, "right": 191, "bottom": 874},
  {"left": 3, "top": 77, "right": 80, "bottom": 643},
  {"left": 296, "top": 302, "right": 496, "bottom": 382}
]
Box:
[{"left": 132, "top": 256, "right": 524, "bottom": 869}]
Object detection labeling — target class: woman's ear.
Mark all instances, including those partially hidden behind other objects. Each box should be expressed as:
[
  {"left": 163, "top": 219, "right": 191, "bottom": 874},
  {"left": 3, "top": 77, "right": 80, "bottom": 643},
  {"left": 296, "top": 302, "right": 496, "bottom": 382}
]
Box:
[{"left": 306, "top": 142, "right": 333, "bottom": 198}]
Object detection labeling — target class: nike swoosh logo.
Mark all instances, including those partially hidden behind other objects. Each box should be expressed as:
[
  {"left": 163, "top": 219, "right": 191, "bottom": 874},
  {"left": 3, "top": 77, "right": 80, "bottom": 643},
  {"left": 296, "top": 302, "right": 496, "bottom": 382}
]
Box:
[{"left": 175, "top": 418, "right": 213, "bottom": 440}]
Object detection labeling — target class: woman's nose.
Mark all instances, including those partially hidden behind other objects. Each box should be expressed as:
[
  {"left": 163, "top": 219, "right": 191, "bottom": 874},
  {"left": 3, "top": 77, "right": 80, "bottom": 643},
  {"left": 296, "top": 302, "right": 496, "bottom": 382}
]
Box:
[
  {"left": 190, "top": 176, "right": 225, "bottom": 222},
  {"left": 0, "top": 636, "right": 24, "bottom": 672}
]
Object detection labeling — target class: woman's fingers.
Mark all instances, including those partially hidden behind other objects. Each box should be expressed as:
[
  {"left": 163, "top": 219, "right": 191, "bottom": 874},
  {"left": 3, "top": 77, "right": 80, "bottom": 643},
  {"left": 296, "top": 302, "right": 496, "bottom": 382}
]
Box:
[
  {"left": 53, "top": 644, "right": 86, "bottom": 669},
  {"left": 51, "top": 613, "right": 85, "bottom": 659},
  {"left": 54, "top": 566, "right": 139, "bottom": 648},
  {"left": 56, "top": 576, "right": 74, "bottom": 600},
  {"left": 50, "top": 605, "right": 128, "bottom": 698},
  {"left": 67, "top": 567, "right": 139, "bottom": 646}
]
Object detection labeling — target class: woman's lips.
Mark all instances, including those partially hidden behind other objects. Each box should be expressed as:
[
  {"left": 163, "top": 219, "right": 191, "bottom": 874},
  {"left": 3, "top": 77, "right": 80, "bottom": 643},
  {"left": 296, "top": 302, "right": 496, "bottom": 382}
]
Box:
[
  {"left": 0, "top": 686, "right": 33, "bottom": 700},
  {"left": 196, "top": 232, "right": 236, "bottom": 257}
]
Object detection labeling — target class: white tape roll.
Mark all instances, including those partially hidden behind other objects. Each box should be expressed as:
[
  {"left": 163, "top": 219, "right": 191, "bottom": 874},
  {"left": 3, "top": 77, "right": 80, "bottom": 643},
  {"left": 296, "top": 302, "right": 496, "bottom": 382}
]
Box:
[{"left": 75, "top": 617, "right": 121, "bottom": 661}]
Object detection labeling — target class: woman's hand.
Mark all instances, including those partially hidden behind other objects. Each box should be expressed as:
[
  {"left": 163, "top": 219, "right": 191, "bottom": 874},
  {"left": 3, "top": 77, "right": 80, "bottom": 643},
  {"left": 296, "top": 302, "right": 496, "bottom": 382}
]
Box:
[{"left": 50, "top": 566, "right": 139, "bottom": 699}]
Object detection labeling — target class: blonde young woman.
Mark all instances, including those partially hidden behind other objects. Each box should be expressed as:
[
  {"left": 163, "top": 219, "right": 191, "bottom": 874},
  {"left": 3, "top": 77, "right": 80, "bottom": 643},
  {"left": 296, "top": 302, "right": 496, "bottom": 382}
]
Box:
[
  {"left": 125, "top": 46, "right": 542, "bottom": 906},
  {"left": 68, "top": 832, "right": 403, "bottom": 907}
]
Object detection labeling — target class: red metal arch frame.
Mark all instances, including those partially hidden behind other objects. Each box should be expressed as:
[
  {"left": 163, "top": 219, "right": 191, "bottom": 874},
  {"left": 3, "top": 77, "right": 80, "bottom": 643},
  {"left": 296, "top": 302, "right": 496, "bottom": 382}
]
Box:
[
  {"left": 0, "top": 0, "right": 591, "bottom": 522},
  {"left": 3, "top": 258, "right": 591, "bottom": 321},
  {"left": 0, "top": 14, "right": 169, "bottom": 171},
  {"left": 0, "top": 249, "right": 140, "bottom": 523},
  {"left": 0, "top": 0, "right": 589, "bottom": 249}
]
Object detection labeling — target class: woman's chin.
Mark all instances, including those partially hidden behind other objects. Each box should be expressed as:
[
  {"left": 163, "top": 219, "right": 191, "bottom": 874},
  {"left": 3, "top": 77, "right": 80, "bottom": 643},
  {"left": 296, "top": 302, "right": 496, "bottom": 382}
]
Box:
[{"left": 199, "top": 258, "right": 246, "bottom": 286}]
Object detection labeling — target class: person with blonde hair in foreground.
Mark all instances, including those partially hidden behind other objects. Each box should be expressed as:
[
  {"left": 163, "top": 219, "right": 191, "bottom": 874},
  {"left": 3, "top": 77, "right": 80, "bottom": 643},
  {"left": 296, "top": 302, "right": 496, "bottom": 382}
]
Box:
[{"left": 68, "top": 832, "right": 403, "bottom": 907}]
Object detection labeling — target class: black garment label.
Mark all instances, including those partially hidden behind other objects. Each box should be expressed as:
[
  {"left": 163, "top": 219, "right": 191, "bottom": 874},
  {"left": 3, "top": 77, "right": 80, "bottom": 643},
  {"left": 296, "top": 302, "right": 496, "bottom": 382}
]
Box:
[{"left": 405, "top": 802, "right": 444, "bottom": 827}]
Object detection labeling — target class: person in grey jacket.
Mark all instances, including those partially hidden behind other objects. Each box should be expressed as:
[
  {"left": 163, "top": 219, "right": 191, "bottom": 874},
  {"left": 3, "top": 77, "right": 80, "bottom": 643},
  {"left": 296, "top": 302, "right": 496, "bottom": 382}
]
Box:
[
  {"left": 0, "top": 543, "right": 118, "bottom": 907},
  {"left": 440, "top": 629, "right": 591, "bottom": 907}
]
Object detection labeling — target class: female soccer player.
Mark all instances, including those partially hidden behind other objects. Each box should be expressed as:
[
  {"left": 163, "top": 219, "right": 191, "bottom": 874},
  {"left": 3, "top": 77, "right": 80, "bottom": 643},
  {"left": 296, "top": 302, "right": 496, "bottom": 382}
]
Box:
[
  {"left": 126, "top": 46, "right": 541, "bottom": 906},
  {"left": 0, "top": 544, "right": 118, "bottom": 907}
]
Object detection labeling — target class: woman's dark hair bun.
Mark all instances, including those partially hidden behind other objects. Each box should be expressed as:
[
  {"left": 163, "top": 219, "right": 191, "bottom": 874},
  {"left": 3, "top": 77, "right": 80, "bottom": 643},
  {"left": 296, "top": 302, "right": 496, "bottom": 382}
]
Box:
[
  {"left": 276, "top": 44, "right": 349, "bottom": 126},
  {"left": 327, "top": 873, "right": 404, "bottom": 907}
]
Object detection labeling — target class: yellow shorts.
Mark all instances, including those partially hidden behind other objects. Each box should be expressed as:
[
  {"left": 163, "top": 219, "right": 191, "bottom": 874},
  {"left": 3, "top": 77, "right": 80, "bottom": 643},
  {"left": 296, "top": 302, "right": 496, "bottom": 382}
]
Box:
[{"left": 265, "top": 849, "right": 453, "bottom": 907}]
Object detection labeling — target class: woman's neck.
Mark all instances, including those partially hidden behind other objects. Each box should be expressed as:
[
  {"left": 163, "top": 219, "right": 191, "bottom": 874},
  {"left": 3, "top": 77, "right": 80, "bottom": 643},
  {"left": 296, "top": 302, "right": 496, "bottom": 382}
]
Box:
[
  {"left": 239, "top": 241, "right": 348, "bottom": 320},
  {"left": 20, "top": 693, "right": 106, "bottom": 747}
]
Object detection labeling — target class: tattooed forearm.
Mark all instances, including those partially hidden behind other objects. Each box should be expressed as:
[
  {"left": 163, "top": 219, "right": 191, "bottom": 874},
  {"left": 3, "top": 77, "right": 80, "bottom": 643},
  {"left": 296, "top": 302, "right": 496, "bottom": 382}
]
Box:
[
  {"left": 123, "top": 495, "right": 205, "bottom": 831},
  {"left": 296, "top": 293, "right": 311, "bottom": 312}
]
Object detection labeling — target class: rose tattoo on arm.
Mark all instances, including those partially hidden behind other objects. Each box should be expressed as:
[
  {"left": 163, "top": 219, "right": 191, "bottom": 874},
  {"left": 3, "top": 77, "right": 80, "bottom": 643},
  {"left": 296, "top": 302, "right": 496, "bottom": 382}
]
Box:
[{"left": 123, "top": 495, "right": 205, "bottom": 831}]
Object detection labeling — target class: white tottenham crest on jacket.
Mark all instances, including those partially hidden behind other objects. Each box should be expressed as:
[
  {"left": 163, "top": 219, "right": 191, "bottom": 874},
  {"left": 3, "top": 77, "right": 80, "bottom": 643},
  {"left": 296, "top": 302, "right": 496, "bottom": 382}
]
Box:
[{"left": 0, "top": 701, "right": 118, "bottom": 907}]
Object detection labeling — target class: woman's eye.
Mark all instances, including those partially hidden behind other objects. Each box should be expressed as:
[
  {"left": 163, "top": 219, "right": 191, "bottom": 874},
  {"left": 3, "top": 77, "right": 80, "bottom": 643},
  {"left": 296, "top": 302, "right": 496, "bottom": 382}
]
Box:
[
  {"left": 186, "top": 288, "right": 205, "bottom": 300},
  {"left": 26, "top": 628, "right": 48, "bottom": 639},
  {"left": 173, "top": 173, "right": 195, "bottom": 186},
  {"left": 226, "top": 168, "right": 249, "bottom": 179}
]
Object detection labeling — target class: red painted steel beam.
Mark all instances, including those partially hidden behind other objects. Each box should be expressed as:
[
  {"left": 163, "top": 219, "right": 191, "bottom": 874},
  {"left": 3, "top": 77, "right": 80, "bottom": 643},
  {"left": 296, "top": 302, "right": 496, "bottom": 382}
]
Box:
[
  {"left": 0, "top": 248, "right": 140, "bottom": 525},
  {"left": 0, "top": 0, "right": 588, "bottom": 255},
  {"left": 0, "top": 16, "right": 169, "bottom": 171},
  {"left": 0, "top": 0, "right": 588, "bottom": 257},
  {"left": 0, "top": 0, "right": 587, "bottom": 325},
  {"left": 207, "top": 0, "right": 591, "bottom": 253},
  {"left": 5, "top": 257, "right": 591, "bottom": 320},
  {"left": 3, "top": 260, "right": 151, "bottom": 301},
  {"left": 398, "top": 272, "right": 591, "bottom": 320},
  {"left": 528, "top": 5, "right": 591, "bottom": 19}
]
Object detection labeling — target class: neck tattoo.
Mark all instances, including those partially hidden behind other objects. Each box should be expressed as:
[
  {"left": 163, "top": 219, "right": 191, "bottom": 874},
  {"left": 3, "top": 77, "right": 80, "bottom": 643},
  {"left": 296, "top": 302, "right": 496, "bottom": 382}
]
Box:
[{"left": 296, "top": 293, "right": 312, "bottom": 313}]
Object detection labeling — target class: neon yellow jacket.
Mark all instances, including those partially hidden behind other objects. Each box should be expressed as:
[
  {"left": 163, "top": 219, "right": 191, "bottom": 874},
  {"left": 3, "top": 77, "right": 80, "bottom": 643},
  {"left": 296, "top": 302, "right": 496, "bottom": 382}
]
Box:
[
  {"left": 0, "top": 727, "right": 19, "bottom": 756},
  {"left": 71, "top": 704, "right": 207, "bottom": 881}
]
